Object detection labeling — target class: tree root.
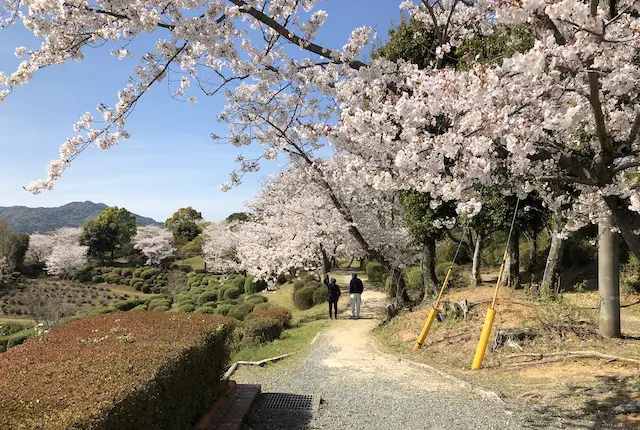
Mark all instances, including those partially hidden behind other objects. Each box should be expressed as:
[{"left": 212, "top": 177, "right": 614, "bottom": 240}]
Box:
[{"left": 500, "top": 350, "right": 640, "bottom": 369}]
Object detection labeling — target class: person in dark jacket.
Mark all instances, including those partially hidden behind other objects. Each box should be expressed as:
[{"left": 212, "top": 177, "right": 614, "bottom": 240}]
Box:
[
  {"left": 326, "top": 277, "right": 341, "bottom": 319},
  {"left": 349, "top": 273, "right": 364, "bottom": 319}
]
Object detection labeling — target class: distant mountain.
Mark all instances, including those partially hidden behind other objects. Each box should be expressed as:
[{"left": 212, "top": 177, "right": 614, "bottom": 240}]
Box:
[{"left": 0, "top": 201, "right": 162, "bottom": 234}]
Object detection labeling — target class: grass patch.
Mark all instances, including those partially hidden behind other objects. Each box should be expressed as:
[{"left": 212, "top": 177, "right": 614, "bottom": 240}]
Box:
[
  {"left": 174, "top": 256, "right": 205, "bottom": 271},
  {"left": 264, "top": 283, "right": 328, "bottom": 323},
  {"left": 232, "top": 319, "right": 327, "bottom": 362}
]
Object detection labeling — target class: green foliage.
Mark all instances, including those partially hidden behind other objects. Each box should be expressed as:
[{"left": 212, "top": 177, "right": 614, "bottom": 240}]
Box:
[
  {"left": 375, "top": 17, "right": 458, "bottom": 68},
  {"left": 312, "top": 287, "right": 327, "bottom": 305},
  {"left": 399, "top": 191, "right": 456, "bottom": 245},
  {"left": 91, "top": 275, "right": 105, "bottom": 283},
  {"left": 6, "top": 329, "right": 35, "bottom": 349},
  {"left": 225, "top": 212, "right": 249, "bottom": 223},
  {"left": 223, "top": 287, "right": 241, "bottom": 300},
  {"left": 249, "top": 303, "right": 293, "bottom": 328},
  {"left": 165, "top": 207, "right": 203, "bottom": 245},
  {"left": 404, "top": 266, "right": 422, "bottom": 296},
  {"left": 246, "top": 297, "right": 268, "bottom": 306},
  {"left": 148, "top": 298, "right": 171, "bottom": 311},
  {"left": 215, "top": 303, "right": 233, "bottom": 316},
  {"left": 435, "top": 262, "right": 469, "bottom": 288},
  {"left": 457, "top": 24, "right": 535, "bottom": 70},
  {"left": 120, "top": 268, "right": 133, "bottom": 277},
  {"left": 622, "top": 255, "right": 640, "bottom": 294},
  {"left": 243, "top": 317, "right": 283, "bottom": 346},
  {"left": 178, "top": 236, "right": 204, "bottom": 258},
  {"left": 80, "top": 206, "right": 137, "bottom": 262},
  {"left": 366, "top": 261, "right": 388, "bottom": 287},
  {"left": 177, "top": 303, "right": 196, "bottom": 313},
  {"left": 293, "top": 285, "right": 318, "bottom": 310},
  {"left": 198, "top": 291, "right": 218, "bottom": 306},
  {"left": 244, "top": 276, "right": 268, "bottom": 294},
  {"left": 114, "top": 299, "right": 146, "bottom": 311},
  {"left": 194, "top": 306, "right": 216, "bottom": 314},
  {"left": 227, "top": 303, "right": 255, "bottom": 321},
  {"left": 131, "top": 305, "right": 148, "bottom": 311},
  {"left": 152, "top": 305, "right": 169, "bottom": 312},
  {"left": 140, "top": 268, "right": 156, "bottom": 280}
]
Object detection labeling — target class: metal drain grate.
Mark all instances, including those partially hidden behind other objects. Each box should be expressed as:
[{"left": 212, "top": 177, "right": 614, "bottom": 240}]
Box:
[{"left": 261, "top": 393, "right": 320, "bottom": 411}]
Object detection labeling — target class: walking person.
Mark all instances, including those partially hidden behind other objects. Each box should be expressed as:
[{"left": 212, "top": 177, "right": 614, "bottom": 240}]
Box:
[
  {"left": 349, "top": 273, "right": 364, "bottom": 319},
  {"left": 326, "top": 277, "right": 341, "bottom": 319}
]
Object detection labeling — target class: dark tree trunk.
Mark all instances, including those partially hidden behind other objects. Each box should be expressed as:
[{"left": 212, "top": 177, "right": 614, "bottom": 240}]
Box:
[
  {"left": 319, "top": 246, "right": 331, "bottom": 275},
  {"left": 388, "top": 268, "right": 411, "bottom": 306},
  {"left": 541, "top": 215, "right": 565, "bottom": 296},
  {"left": 604, "top": 195, "right": 640, "bottom": 261},
  {"left": 502, "top": 229, "right": 520, "bottom": 288},
  {"left": 346, "top": 255, "right": 355, "bottom": 268},
  {"left": 527, "top": 233, "right": 538, "bottom": 273},
  {"left": 598, "top": 216, "right": 621, "bottom": 338},
  {"left": 471, "top": 231, "right": 484, "bottom": 288},
  {"left": 420, "top": 238, "right": 439, "bottom": 301}
]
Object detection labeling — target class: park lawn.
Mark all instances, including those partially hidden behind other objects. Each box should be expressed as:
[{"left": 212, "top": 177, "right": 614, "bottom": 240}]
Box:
[
  {"left": 232, "top": 319, "right": 327, "bottom": 362},
  {"left": 174, "top": 256, "right": 205, "bottom": 271}
]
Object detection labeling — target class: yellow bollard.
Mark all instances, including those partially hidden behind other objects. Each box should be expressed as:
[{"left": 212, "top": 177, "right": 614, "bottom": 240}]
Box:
[
  {"left": 413, "top": 307, "right": 437, "bottom": 350},
  {"left": 472, "top": 308, "right": 496, "bottom": 369}
]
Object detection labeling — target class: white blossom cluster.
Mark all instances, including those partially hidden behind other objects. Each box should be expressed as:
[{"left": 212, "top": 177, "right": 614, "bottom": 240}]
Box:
[
  {"left": 26, "top": 227, "right": 88, "bottom": 277},
  {"left": 132, "top": 225, "right": 175, "bottom": 265}
]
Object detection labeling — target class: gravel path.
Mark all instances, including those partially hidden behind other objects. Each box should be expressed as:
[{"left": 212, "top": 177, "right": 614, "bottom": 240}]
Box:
[{"left": 234, "top": 289, "right": 527, "bottom": 430}]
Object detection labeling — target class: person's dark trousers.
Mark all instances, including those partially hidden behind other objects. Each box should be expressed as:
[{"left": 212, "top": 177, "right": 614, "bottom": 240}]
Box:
[{"left": 328, "top": 300, "right": 338, "bottom": 318}]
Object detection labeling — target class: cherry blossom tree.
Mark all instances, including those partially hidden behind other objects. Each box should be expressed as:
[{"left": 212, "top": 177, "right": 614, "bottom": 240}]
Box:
[
  {"left": 202, "top": 220, "right": 243, "bottom": 274},
  {"left": 133, "top": 225, "right": 175, "bottom": 266},
  {"left": 45, "top": 243, "right": 88, "bottom": 278}
]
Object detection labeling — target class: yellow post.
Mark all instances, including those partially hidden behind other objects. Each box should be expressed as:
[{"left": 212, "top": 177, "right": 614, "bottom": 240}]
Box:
[
  {"left": 413, "top": 307, "right": 437, "bottom": 350},
  {"left": 471, "top": 308, "right": 496, "bottom": 369},
  {"left": 471, "top": 249, "right": 508, "bottom": 369},
  {"left": 413, "top": 267, "right": 453, "bottom": 350}
]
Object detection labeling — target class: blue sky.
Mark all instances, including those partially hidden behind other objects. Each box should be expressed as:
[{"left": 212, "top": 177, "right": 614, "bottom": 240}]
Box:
[{"left": 0, "top": 0, "right": 402, "bottom": 222}]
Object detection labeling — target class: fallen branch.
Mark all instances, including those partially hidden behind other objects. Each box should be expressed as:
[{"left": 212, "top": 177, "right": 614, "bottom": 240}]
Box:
[
  {"left": 223, "top": 352, "right": 295, "bottom": 380},
  {"left": 503, "top": 350, "right": 640, "bottom": 365}
]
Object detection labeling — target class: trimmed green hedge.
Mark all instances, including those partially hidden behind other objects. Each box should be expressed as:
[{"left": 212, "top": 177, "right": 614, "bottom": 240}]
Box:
[
  {"left": 293, "top": 285, "right": 317, "bottom": 310},
  {"left": 0, "top": 313, "right": 233, "bottom": 430},
  {"left": 243, "top": 317, "right": 283, "bottom": 345}
]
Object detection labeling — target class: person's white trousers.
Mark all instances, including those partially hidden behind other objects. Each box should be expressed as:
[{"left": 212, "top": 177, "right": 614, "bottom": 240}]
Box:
[{"left": 350, "top": 293, "right": 362, "bottom": 318}]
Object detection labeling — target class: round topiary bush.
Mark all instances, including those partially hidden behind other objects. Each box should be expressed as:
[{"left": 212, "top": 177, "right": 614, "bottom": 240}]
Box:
[
  {"left": 217, "top": 286, "right": 229, "bottom": 301},
  {"left": 194, "top": 306, "right": 216, "bottom": 314},
  {"left": 231, "top": 276, "right": 246, "bottom": 290},
  {"left": 201, "top": 301, "right": 218, "bottom": 309},
  {"left": 246, "top": 297, "right": 267, "bottom": 306},
  {"left": 131, "top": 304, "right": 148, "bottom": 311},
  {"left": 152, "top": 305, "right": 169, "bottom": 312},
  {"left": 132, "top": 269, "right": 143, "bottom": 278},
  {"left": 366, "top": 261, "right": 388, "bottom": 287},
  {"left": 133, "top": 281, "right": 143, "bottom": 291},
  {"left": 244, "top": 276, "right": 268, "bottom": 294},
  {"left": 0, "top": 345, "right": 6, "bottom": 353},
  {"left": 141, "top": 284, "right": 151, "bottom": 294},
  {"left": 312, "top": 286, "right": 327, "bottom": 305},
  {"left": 91, "top": 275, "right": 105, "bottom": 284},
  {"left": 177, "top": 303, "right": 196, "bottom": 313},
  {"left": 293, "top": 285, "right": 317, "bottom": 310},
  {"left": 227, "top": 303, "right": 255, "bottom": 321},
  {"left": 404, "top": 266, "right": 422, "bottom": 298},
  {"left": 120, "top": 268, "right": 133, "bottom": 277},
  {"left": 140, "top": 269, "right": 155, "bottom": 280},
  {"left": 148, "top": 298, "right": 171, "bottom": 311},
  {"left": 215, "top": 303, "right": 233, "bottom": 316},
  {"left": 243, "top": 317, "right": 283, "bottom": 345},
  {"left": 223, "top": 287, "right": 241, "bottom": 300},
  {"left": 198, "top": 291, "right": 217, "bottom": 305},
  {"left": 249, "top": 303, "right": 292, "bottom": 328}
]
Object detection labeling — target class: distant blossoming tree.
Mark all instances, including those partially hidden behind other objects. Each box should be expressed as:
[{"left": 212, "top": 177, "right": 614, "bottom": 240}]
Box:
[{"left": 133, "top": 225, "right": 175, "bottom": 265}]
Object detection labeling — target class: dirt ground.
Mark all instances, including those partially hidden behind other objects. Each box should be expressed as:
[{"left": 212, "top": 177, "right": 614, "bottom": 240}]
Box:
[{"left": 374, "top": 273, "right": 640, "bottom": 428}]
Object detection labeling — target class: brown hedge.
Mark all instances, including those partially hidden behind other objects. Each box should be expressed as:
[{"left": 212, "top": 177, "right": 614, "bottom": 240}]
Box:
[{"left": 0, "top": 312, "right": 234, "bottom": 430}]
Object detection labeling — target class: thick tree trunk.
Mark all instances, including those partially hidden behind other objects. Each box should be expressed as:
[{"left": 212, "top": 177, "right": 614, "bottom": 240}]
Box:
[
  {"left": 541, "top": 215, "right": 565, "bottom": 296},
  {"left": 388, "top": 268, "right": 411, "bottom": 306},
  {"left": 502, "top": 229, "right": 520, "bottom": 288},
  {"left": 471, "top": 231, "right": 484, "bottom": 288},
  {"left": 603, "top": 195, "right": 640, "bottom": 261},
  {"left": 598, "top": 216, "right": 621, "bottom": 338},
  {"left": 346, "top": 255, "right": 355, "bottom": 268},
  {"left": 420, "top": 238, "right": 439, "bottom": 300}
]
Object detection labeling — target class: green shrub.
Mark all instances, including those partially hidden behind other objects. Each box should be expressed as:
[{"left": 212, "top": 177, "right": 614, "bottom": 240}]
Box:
[
  {"left": 0, "top": 313, "right": 233, "bottom": 430},
  {"left": 276, "top": 273, "right": 288, "bottom": 285},
  {"left": 198, "top": 292, "right": 218, "bottom": 306},
  {"left": 104, "top": 273, "right": 121, "bottom": 284},
  {"left": 404, "top": 266, "right": 422, "bottom": 297},
  {"left": 223, "top": 287, "right": 241, "bottom": 300},
  {"left": 133, "top": 281, "right": 143, "bottom": 291},
  {"left": 217, "top": 286, "right": 229, "bottom": 301},
  {"left": 437, "top": 239, "right": 472, "bottom": 264},
  {"left": 120, "top": 268, "right": 133, "bottom": 277},
  {"left": 246, "top": 297, "right": 267, "bottom": 306},
  {"left": 227, "top": 303, "right": 255, "bottom": 321},
  {"left": 131, "top": 305, "right": 148, "bottom": 311},
  {"left": 194, "top": 306, "right": 216, "bottom": 314},
  {"left": 140, "top": 269, "right": 155, "bottom": 280},
  {"left": 243, "top": 317, "right": 283, "bottom": 345},
  {"left": 244, "top": 276, "right": 268, "bottom": 294},
  {"left": 91, "top": 267, "right": 103, "bottom": 277},
  {"left": 231, "top": 276, "right": 245, "bottom": 290},
  {"left": 293, "top": 285, "right": 317, "bottom": 310},
  {"left": 86, "top": 306, "right": 118, "bottom": 316},
  {"left": 91, "top": 275, "right": 105, "bottom": 284},
  {"left": 141, "top": 285, "right": 152, "bottom": 294},
  {"left": 249, "top": 303, "right": 292, "bottom": 328},
  {"left": 435, "top": 262, "right": 469, "bottom": 288},
  {"left": 132, "top": 268, "right": 143, "bottom": 278},
  {"left": 312, "top": 286, "right": 327, "bottom": 305},
  {"left": 7, "top": 329, "right": 35, "bottom": 349},
  {"left": 114, "top": 299, "right": 146, "bottom": 312},
  {"left": 293, "top": 280, "right": 305, "bottom": 292},
  {"left": 366, "top": 261, "right": 388, "bottom": 286},
  {"left": 177, "top": 296, "right": 195, "bottom": 306},
  {"left": 177, "top": 304, "right": 196, "bottom": 313},
  {"left": 152, "top": 306, "right": 169, "bottom": 312},
  {"left": 202, "top": 301, "right": 218, "bottom": 309},
  {"left": 215, "top": 304, "right": 234, "bottom": 316},
  {"left": 148, "top": 299, "right": 171, "bottom": 311},
  {"left": 0, "top": 345, "right": 5, "bottom": 353},
  {"left": 130, "top": 277, "right": 141, "bottom": 286}
]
